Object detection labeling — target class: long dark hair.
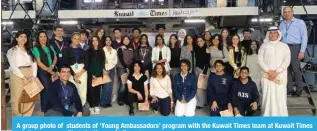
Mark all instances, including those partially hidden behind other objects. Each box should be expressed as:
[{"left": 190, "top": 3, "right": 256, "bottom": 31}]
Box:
[
  {"left": 247, "top": 40, "right": 260, "bottom": 55},
  {"left": 89, "top": 36, "right": 102, "bottom": 49},
  {"left": 10, "top": 31, "right": 35, "bottom": 61},
  {"left": 104, "top": 36, "right": 113, "bottom": 47},
  {"left": 138, "top": 34, "right": 150, "bottom": 47},
  {"left": 169, "top": 34, "right": 180, "bottom": 48},
  {"left": 154, "top": 34, "right": 165, "bottom": 46},
  {"left": 152, "top": 63, "right": 167, "bottom": 78},
  {"left": 211, "top": 34, "right": 223, "bottom": 50},
  {"left": 129, "top": 61, "right": 144, "bottom": 76},
  {"left": 35, "top": 31, "right": 49, "bottom": 48},
  {"left": 228, "top": 34, "right": 241, "bottom": 50},
  {"left": 95, "top": 28, "right": 106, "bottom": 47},
  {"left": 121, "top": 35, "right": 133, "bottom": 49},
  {"left": 183, "top": 35, "right": 195, "bottom": 47},
  {"left": 196, "top": 36, "right": 207, "bottom": 49},
  {"left": 221, "top": 28, "right": 231, "bottom": 43}
]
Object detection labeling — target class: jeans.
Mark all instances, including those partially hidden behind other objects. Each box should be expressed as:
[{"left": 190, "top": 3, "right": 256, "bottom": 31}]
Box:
[
  {"left": 37, "top": 69, "right": 51, "bottom": 112},
  {"left": 117, "top": 68, "right": 127, "bottom": 104},
  {"left": 100, "top": 68, "right": 115, "bottom": 105}
]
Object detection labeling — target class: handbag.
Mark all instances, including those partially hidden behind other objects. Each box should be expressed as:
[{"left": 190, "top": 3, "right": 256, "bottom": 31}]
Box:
[
  {"left": 197, "top": 67, "right": 208, "bottom": 89},
  {"left": 92, "top": 74, "right": 112, "bottom": 87},
  {"left": 19, "top": 78, "right": 43, "bottom": 114}
]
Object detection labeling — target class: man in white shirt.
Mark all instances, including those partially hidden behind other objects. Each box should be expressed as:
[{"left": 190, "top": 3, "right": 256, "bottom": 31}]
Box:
[{"left": 258, "top": 26, "right": 291, "bottom": 116}]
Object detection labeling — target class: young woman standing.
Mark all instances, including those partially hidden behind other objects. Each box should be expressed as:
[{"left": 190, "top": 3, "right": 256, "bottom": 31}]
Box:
[
  {"left": 152, "top": 35, "right": 171, "bottom": 73},
  {"left": 87, "top": 36, "right": 105, "bottom": 114},
  {"left": 134, "top": 34, "right": 152, "bottom": 78},
  {"left": 228, "top": 35, "right": 247, "bottom": 78},
  {"left": 194, "top": 36, "right": 210, "bottom": 109},
  {"left": 95, "top": 28, "right": 106, "bottom": 47},
  {"left": 168, "top": 34, "right": 181, "bottom": 79},
  {"left": 101, "top": 36, "right": 118, "bottom": 108},
  {"left": 7, "top": 31, "right": 38, "bottom": 116},
  {"left": 117, "top": 35, "right": 134, "bottom": 106},
  {"left": 32, "top": 31, "right": 57, "bottom": 115},
  {"left": 208, "top": 34, "right": 229, "bottom": 73},
  {"left": 62, "top": 32, "right": 88, "bottom": 107},
  {"left": 180, "top": 35, "right": 196, "bottom": 73}
]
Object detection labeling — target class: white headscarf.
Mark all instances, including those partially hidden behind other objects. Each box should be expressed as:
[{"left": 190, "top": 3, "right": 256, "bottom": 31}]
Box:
[{"left": 263, "top": 26, "right": 282, "bottom": 44}]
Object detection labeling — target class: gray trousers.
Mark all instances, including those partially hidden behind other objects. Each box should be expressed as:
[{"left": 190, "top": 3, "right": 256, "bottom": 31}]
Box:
[
  {"left": 45, "top": 105, "right": 90, "bottom": 116},
  {"left": 287, "top": 45, "right": 305, "bottom": 92}
]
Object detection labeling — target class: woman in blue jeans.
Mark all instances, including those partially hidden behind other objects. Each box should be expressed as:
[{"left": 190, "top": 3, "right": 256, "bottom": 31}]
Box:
[
  {"left": 32, "top": 31, "right": 58, "bottom": 116},
  {"left": 117, "top": 35, "right": 134, "bottom": 106},
  {"left": 101, "top": 36, "right": 117, "bottom": 108}
]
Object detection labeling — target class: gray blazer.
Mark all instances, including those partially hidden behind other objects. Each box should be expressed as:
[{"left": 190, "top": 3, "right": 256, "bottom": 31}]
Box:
[{"left": 180, "top": 45, "right": 196, "bottom": 73}]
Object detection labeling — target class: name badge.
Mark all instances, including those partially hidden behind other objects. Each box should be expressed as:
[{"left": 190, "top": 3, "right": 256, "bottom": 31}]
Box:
[
  {"left": 58, "top": 53, "right": 63, "bottom": 58},
  {"left": 141, "top": 60, "right": 144, "bottom": 63},
  {"left": 74, "top": 63, "right": 79, "bottom": 69},
  {"left": 284, "top": 33, "right": 288, "bottom": 38},
  {"left": 65, "top": 105, "right": 69, "bottom": 110}
]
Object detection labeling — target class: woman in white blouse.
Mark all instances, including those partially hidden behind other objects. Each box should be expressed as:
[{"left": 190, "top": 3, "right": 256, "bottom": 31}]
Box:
[
  {"left": 150, "top": 63, "right": 173, "bottom": 116},
  {"left": 7, "top": 31, "right": 38, "bottom": 116},
  {"left": 151, "top": 35, "right": 171, "bottom": 73},
  {"left": 101, "top": 36, "right": 118, "bottom": 108}
]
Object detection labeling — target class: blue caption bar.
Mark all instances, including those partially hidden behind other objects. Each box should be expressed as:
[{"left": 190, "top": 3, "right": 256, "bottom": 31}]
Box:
[{"left": 12, "top": 117, "right": 317, "bottom": 131}]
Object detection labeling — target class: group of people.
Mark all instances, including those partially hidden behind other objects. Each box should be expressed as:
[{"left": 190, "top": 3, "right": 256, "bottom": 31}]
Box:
[{"left": 7, "top": 7, "right": 307, "bottom": 117}]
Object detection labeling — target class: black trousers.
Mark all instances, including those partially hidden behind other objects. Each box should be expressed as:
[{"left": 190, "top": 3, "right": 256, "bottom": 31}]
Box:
[
  {"left": 87, "top": 75, "right": 101, "bottom": 108},
  {"left": 236, "top": 102, "right": 256, "bottom": 116},
  {"left": 150, "top": 97, "right": 171, "bottom": 116},
  {"left": 128, "top": 90, "right": 145, "bottom": 110}
]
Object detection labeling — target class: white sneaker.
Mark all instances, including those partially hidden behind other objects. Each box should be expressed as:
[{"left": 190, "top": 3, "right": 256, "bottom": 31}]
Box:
[
  {"left": 94, "top": 107, "right": 100, "bottom": 114},
  {"left": 89, "top": 108, "right": 96, "bottom": 115}
]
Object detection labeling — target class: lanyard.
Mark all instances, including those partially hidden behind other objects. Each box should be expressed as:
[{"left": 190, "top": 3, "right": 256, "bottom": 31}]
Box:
[
  {"left": 141, "top": 47, "right": 147, "bottom": 60},
  {"left": 60, "top": 81, "right": 68, "bottom": 100},
  {"left": 74, "top": 48, "right": 80, "bottom": 63},
  {"left": 285, "top": 21, "right": 293, "bottom": 33},
  {"left": 55, "top": 40, "right": 64, "bottom": 52}
]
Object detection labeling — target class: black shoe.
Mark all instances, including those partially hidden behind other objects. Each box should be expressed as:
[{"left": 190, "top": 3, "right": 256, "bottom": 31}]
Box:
[
  {"left": 287, "top": 90, "right": 294, "bottom": 96},
  {"left": 196, "top": 106, "right": 203, "bottom": 109},
  {"left": 129, "top": 109, "right": 135, "bottom": 116},
  {"left": 294, "top": 89, "right": 303, "bottom": 97},
  {"left": 106, "top": 104, "right": 112, "bottom": 108},
  {"left": 100, "top": 105, "right": 107, "bottom": 108},
  {"left": 118, "top": 102, "right": 124, "bottom": 106}
]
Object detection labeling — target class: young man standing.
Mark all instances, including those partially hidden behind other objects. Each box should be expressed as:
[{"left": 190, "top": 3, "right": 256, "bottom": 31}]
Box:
[
  {"left": 44, "top": 65, "right": 90, "bottom": 116},
  {"left": 208, "top": 60, "right": 233, "bottom": 116},
  {"left": 241, "top": 28, "right": 252, "bottom": 53},
  {"left": 132, "top": 28, "right": 141, "bottom": 50},
  {"left": 50, "top": 25, "right": 69, "bottom": 69},
  {"left": 112, "top": 28, "right": 122, "bottom": 49},
  {"left": 231, "top": 67, "right": 259, "bottom": 116},
  {"left": 79, "top": 30, "right": 90, "bottom": 51}
]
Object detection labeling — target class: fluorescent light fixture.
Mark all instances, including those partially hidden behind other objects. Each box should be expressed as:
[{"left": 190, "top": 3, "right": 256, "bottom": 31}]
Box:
[
  {"left": 184, "top": 19, "right": 205, "bottom": 23},
  {"left": 158, "top": 0, "right": 164, "bottom": 2},
  {"left": 2, "top": 21, "right": 14, "bottom": 25},
  {"left": 251, "top": 18, "right": 273, "bottom": 22},
  {"left": 60, "top": 20, "right": 78, "bottom": 25},
  {"left": 84, "top": 0, "right": 102, "bottom": 2},
  {"left": 144, "top": 0, "right": 155, "bottom": 2}
]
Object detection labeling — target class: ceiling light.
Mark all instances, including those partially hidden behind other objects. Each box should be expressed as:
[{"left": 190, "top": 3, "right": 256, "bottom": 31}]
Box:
[
  {"left": 251, "top": 18, "right": 273, "bottom": 22},
  {"left": 84, "top": 0, "right": 102, "bottom": 2},
  {"left": 184, "top": 19, "right": 205, "bottom": 23},
  {"left": 2, "top": 21, "right": 14, "bottom": 25},
  {"left": 60, "top": 20, "right": 78, "bottom": 25}
]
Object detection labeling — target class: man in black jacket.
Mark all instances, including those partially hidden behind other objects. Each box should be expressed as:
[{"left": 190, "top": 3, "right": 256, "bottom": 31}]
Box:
[
  {"left": 50, "top": 25, "right": 69, "bottom": 69},
  {"left": 44, "top": 65, "right": 90, "bottom": 116},
  {"left": 231, "top": 66, "right": 259, "bottom": 116},
  {"left": 241, "top": 29, "right": 252, "bottom": 54}
]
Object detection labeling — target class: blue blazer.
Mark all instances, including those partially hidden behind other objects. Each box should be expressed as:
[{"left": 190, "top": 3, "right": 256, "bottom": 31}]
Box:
[{"left": 173, "top": 73, "right": 197, "bottom": 102}]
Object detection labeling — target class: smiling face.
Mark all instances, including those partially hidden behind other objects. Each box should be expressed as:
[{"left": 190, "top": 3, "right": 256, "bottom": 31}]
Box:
[
  {"left": 186, "top": 36, "right": 193, "bottom": 45},
  {"left": 105, "top": 37, "right": 112, "bottom": 47},
  {"left": 240, "top": 69, "right": 249, "bottom": 79},
  {"left": 16, "top": 33, "right": 27, "bottom": 45},
  {"left": 215, "top": 62, "right": 224, "bottom": 73},
  {"left": 197, "top": 38, "right": 205, "bottom": 48},
  {"left": 232, "top": 35, "right": 240, "bottom": 46},
  {"left": 123, "top": 37, "right": 130, "bottom": 45},
  {"left": 155, "top": 64, "right": 164, "bottom": 76},
  {"left": 39, "top": 32, "right": 47, "bottom": 45},
  {"left": 250, "top": 41, "right": 257, "bottom": 51},
  {"left": 98, "top": 29, "right": 104, "bottom": 38},
  {"left": 71, "top": 34, "right": 81, "bottom": 46},
  {"left": 283, "top": 7, "right": 294, "bottom": 20},
  {"left": 141, "top": 35, "right": 147, "bottom": 45},
  {"left": 221, "top": 29, "right": 228, "bottom": 38},
  {"left": 54, "top": 28, "right": 64, "bottom": 37},
  {"left": 170, "top": 36, "right": 177, "bottom": 45},
  {"left": 92, "top": 37, "right": 99, "bottom": 49},
  {"left": 212, "top": 35, "right": 220, "bottom": 46},
  {"left": 133, "top": 29, "right": 140, "bottom": 38},
  {"left": 134, "top": 63, "right": 141, "bottom": 73},
  {"left": 269, "top": 31, "right": 279, "bottom": 41},
  {"left": 204, "top": 32, "right": 211, "bottom": 40}
]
